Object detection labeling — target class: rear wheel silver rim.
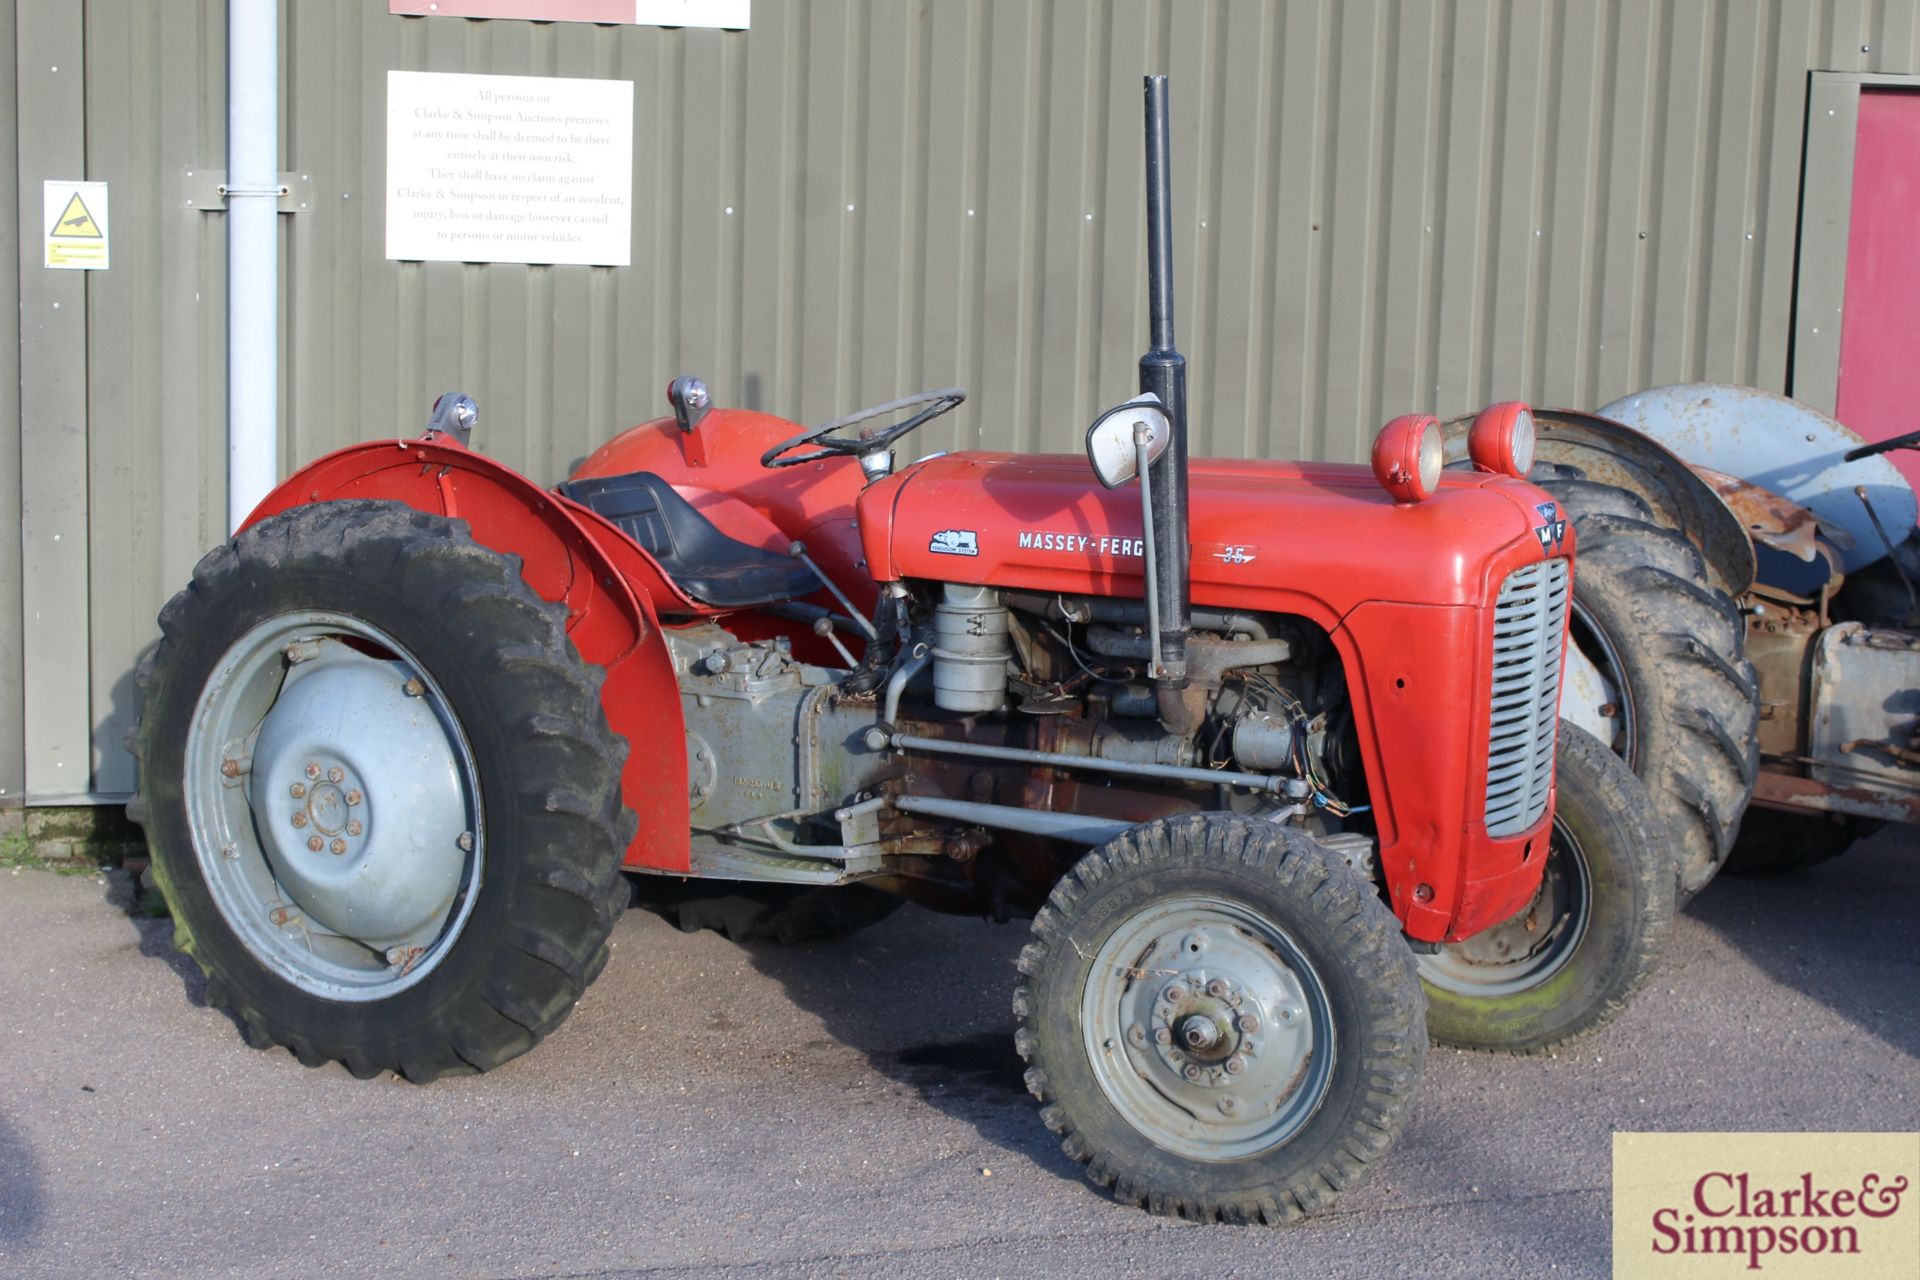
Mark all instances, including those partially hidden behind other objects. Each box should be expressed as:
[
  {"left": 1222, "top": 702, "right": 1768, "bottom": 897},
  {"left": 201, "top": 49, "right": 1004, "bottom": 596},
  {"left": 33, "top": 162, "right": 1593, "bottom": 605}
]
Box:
[
  {"left": 1081, "top": 895, "right": 1334, "bottom": 1162},
  {"left": 184, "top": 611, "right": 483, "bottom": 1001},
  {"left": 1569, "top": 600, "right": 1636, "bottom": 763}
]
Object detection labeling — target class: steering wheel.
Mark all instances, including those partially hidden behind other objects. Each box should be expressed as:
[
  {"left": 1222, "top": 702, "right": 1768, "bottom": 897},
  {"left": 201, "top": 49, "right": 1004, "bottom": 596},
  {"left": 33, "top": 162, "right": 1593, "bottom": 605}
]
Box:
[
  {"left": 1843, "top": 427, "right": 1920, "bottom": 461},
  {"left": 760, "top": 388, "right": 967, "bottom": 469}
]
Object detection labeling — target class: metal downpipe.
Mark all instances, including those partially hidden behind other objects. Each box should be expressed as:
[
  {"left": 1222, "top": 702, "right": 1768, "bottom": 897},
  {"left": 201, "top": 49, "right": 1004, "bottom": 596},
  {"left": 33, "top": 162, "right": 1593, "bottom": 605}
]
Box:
[{"left": 227, "top": 0, "right": 279, "bottom": 531}]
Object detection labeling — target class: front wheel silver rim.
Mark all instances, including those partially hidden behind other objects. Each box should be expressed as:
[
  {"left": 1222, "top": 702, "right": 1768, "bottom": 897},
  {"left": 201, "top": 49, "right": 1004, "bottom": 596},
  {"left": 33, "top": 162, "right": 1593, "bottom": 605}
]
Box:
[
  {"left": 184, "top": 610, "right": 484, "bottom": 1002},
  {"left": 1417, "top": 814, "right": 1593, "bottom": 998},
  {"left": 1080, "top": 895, "right": 1335, "bottom": 1162}
]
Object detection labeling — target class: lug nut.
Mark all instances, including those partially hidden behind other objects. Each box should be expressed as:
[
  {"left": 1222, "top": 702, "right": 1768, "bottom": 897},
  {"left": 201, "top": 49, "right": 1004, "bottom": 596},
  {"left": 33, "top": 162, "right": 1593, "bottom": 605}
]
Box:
[
  {"left": 1183, "top": 1064, "right": 1202, "bottom": 1081},
  {"left": 457, "top": 831, "right": 474, "bottom": 852},
  {"left": 330, "top": 838, "right": 347, "bottom": 855},
  {"left": 1128, "top": 1026, "right": 1146, "bottom": 1045},
  {"left": 328, "top": 766, "right": 345, "bottom": 784},
  {"left": 1217, "top": 1096, "right": 1239, "bottom": 1115},
  {"left": 345, "top": 789, "right": 362, "bottom": 806},
  {"left": 1238, "top": 1013, "right": 1261, "bottom": 1034},
  {"left": 346, "top": 820, "right": 362, "bottom": 837},
  {"left": 1206, "top": 978, "right": 1229, "bottom": 998},
  {"left": 1164, "top": 984, "right": 1186, "bottom": 1003},
  {"left": 1279, "top": 1006, "right": 1298, "bottom": 1024},
  {"left": 291, "top": 812, "right": 308, "bottom": 828},
  {"left": 1153, "top": 1027, "right": 1172, "bottom": 1045},
  {"left": 220, "top": 759, "right": 242, "bottom": 778},
  {"left": 306, "top": 835, "right": 324, "bottom": 852},
  {"left": 1181, "top": 1018, "right": 1222, "bottom": 1051},
  {"left": 290, "top": 783, "right": 306, "bottom": 799},
  {"left": 402, "top": 678, "right": 426, "bottom": 698},
  {"left": 305, "top": 762, "right": 321, "bottom": 780},
  {"left": 1225, "top": 1056, "right": 1246, "bottom": 1076}
]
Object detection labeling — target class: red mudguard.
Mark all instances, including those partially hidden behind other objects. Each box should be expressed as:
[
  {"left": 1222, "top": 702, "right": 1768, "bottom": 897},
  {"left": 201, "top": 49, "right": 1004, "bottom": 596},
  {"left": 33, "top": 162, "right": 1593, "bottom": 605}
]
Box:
[{"left": 242, "top": 435, "right": 692, "bottom": 874}]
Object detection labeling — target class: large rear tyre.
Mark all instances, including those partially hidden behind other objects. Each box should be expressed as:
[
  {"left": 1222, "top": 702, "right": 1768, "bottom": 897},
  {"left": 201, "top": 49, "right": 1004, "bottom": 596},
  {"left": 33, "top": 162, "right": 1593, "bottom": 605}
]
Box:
[
  {"left": 129, "top": 500, "right": 633, "bottom": 1082},
  {"left": 1538, "top": 468, "right": 1759, "bottom": 899},
  {"left": 1013, "top": 814, "right": 1425, "bottom": 1223},
  {"left": 1419, "top": 723, "right": 1676, "bottom": 1052}
]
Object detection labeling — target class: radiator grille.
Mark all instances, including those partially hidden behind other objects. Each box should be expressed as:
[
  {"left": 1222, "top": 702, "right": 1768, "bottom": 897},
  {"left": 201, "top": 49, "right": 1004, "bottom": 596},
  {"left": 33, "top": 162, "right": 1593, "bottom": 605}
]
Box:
[{"left": 1484, "top": 558, "right": 1570, "bottom": 837}]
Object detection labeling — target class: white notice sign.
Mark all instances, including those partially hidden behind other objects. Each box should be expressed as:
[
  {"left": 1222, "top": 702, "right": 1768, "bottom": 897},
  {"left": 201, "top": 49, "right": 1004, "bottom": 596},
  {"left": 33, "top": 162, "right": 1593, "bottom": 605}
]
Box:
[{"left": 386, "top": 71, "right": 634, "bottom": 266}]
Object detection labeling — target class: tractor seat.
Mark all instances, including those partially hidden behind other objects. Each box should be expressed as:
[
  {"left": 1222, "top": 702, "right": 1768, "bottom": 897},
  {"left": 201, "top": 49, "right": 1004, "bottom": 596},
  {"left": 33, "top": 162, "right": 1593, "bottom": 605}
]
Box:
[{"left": 555, "top": 471, "right": 818, "bottom": 610}]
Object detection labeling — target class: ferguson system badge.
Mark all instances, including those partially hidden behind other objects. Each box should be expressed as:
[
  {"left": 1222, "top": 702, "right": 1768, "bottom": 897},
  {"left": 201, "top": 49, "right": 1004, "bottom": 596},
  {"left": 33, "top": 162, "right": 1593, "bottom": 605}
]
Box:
[{"left": 929, "top": 529, "right": 979, "bottom": 556}]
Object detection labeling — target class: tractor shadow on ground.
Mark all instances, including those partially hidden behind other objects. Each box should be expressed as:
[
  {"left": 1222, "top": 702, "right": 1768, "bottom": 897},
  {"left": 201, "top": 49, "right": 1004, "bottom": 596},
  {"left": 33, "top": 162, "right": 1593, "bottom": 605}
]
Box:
[
  {"left": 0, "top": 1109, "right": 44, "bottom": 1249},
  {"left": 101, "top": 869, "right": 215, "bottom": 1017},
  {"left": 1682, "top": 828, "right": 1919, "bottom": 1059},
  {"left": 726, "top": 906, "right": 1091, "bottom": 1184}
]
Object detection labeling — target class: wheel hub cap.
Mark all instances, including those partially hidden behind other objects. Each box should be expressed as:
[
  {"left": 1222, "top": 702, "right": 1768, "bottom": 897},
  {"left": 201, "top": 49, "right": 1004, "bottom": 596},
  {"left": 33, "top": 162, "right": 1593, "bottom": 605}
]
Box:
[
  {"left": 185, "top": 613, "right": 483, "bottom": 1001},
  {"left": 1083, "top": 897, "right": 1335, "bottom": 1161},
  {"left": 247, "top": 643, "right": 468, "bottom": 946}
]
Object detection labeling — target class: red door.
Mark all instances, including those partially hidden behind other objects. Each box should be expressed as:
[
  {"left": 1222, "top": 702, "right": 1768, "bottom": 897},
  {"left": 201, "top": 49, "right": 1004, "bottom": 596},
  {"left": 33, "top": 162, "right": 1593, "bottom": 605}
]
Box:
[{"left": 1835, "top": 89, "right": 1920, "bottom": 503}]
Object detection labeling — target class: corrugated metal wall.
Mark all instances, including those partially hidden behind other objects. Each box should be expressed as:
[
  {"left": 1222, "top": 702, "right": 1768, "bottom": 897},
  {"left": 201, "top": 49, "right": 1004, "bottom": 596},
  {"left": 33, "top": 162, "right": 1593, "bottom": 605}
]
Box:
[{"left": 14, "top": 0, "right": 1920, "bottom": 801}]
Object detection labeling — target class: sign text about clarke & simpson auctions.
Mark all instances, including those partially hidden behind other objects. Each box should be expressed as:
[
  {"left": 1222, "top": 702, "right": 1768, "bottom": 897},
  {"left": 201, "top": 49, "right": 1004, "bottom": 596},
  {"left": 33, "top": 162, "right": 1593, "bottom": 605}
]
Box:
[{"left": 385, "top": 70, "right": 634, "bottom": 267}]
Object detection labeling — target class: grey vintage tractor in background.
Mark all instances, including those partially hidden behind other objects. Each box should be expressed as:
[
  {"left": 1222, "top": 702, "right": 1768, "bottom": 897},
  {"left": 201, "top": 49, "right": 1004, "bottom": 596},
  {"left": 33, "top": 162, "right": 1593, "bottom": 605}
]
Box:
[{"left": 1452, "top": 383, "right": 1920, "bottom": 890}]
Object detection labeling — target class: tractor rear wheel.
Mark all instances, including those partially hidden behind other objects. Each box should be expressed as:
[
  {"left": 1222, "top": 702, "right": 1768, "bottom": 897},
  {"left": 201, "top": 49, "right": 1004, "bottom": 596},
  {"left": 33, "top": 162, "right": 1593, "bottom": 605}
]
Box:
[
  {"left": 1013, "top": 814, "right": 1424, "bottom": 1223},
  {"left": 1537, "top": 467, "right": 1760, "bottom": 899},
  {"left": 1418, "top": 723, "right": 1676, "bottom": 1052},
  {"left": 129, "top": 500, "right": 633, "bottom": 1081}
]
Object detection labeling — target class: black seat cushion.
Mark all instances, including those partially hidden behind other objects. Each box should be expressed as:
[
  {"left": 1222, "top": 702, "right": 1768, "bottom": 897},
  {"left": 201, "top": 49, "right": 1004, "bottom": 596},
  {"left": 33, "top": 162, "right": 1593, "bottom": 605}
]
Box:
[{"left": 555, "top": 471, "right": 817, "bottom": 610}]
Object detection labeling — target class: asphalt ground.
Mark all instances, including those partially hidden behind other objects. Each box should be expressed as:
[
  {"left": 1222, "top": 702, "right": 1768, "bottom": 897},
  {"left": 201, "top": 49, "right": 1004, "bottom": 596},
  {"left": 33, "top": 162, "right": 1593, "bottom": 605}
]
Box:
[{"left": 0, "top": 829, "right": 1914, "bottom": 1279}]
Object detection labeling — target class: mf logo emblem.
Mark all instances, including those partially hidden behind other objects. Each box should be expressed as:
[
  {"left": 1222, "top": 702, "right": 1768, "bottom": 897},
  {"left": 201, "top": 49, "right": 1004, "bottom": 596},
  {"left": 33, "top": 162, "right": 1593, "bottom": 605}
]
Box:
[{"left": 1534, "top": 502, "right": 1568, "bottom": 555}]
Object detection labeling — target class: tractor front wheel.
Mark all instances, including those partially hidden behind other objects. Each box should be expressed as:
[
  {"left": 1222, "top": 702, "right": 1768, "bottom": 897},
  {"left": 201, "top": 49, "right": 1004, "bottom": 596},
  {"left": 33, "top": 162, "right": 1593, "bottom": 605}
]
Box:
[
  {"left": 129, "top": 500, "right": 633, "bottom": 1081},
  {"left": 1013, "top": 814, "right": 1425, "bottom": 1223},
  {"left": 1418, "top": 723, "right": 1676, "bottom": 1052}
]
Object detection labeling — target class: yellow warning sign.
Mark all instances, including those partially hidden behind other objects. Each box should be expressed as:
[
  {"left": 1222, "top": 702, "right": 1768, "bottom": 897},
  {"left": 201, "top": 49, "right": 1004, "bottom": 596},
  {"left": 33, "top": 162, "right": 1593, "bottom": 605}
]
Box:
[
  {"left": 44, "top": 180, "right": 109, "bottom": 269},
  {"left": 52, "top": 193, "right": 101, "bottom": 238}
]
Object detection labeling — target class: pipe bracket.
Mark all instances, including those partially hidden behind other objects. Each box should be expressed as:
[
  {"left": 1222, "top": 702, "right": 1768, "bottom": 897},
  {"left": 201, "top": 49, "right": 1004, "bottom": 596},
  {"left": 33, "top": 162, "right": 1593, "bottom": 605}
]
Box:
[{"left": 182, "top": 168, "right": 314, "bottom": 213}]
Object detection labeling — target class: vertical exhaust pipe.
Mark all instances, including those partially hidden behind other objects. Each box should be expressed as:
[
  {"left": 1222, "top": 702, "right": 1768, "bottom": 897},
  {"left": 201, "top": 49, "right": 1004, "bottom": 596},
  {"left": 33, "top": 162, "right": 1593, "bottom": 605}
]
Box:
[{"left": 1138, "top": 75, "right": 1190, "bottom": 686}]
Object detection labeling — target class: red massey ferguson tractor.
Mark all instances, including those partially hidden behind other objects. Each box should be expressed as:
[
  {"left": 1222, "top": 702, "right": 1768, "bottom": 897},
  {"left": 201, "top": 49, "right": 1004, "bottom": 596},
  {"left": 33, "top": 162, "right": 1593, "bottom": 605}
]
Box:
[{"left": 130, "top": 80, "right": 1674, "bottom": 1223}]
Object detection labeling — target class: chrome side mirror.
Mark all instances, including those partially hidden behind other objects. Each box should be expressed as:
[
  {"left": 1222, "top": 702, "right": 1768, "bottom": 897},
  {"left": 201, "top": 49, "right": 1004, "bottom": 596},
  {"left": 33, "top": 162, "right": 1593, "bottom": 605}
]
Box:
[{"left": 1085, "top": 393, "right": 1170, "bottom": 488}]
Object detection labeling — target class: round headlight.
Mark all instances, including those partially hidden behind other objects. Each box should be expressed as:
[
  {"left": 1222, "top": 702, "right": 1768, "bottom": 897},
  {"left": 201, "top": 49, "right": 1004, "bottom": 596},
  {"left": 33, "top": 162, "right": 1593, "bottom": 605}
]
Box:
[
  {"left": 1468, "top": 401, "right": 1536, "bottom": 478},
  {"left": 1372, "top": 413, "right": 1444, "bottom": 504},
  {"left": 1510, "top": 406, "right": 1536, "bottom": 474}
]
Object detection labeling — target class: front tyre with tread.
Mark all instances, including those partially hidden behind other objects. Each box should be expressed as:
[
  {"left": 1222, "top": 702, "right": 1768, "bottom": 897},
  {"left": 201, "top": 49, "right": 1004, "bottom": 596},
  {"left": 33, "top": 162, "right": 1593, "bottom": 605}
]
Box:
[
  {"left": 1013, "top": 814, "right": 1425, "bottom": 1224},
  {"left": 129, "top": 500, "right": 633, "bottom": 1082},
  {"left": 1419, "top": 723, "right": 1676, "bottom": 1052}
]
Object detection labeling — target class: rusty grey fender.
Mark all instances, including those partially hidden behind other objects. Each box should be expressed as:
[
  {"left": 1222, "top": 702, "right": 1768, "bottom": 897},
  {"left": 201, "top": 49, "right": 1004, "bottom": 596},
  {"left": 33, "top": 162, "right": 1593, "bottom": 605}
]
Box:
[
  {"left": 1598, "top": 383, "right": 1916, "bottom": 574},
  {"left": 1443, "top": 405, "right": 1756, "bottom": 596}
]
